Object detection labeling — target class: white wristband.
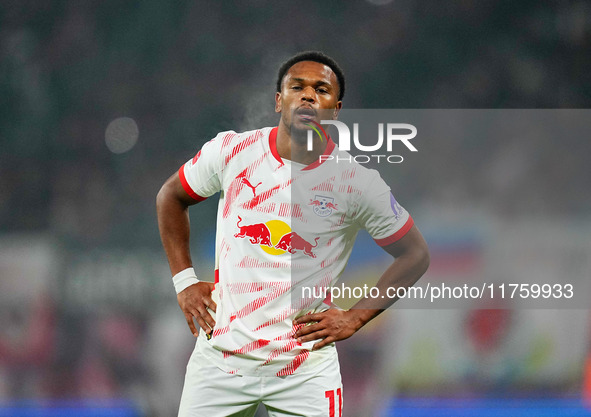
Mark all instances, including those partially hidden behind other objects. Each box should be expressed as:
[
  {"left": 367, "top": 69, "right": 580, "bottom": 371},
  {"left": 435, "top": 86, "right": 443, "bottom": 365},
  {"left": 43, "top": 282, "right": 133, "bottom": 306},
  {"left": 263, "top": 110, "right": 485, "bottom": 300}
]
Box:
[{"left": 172, "top": 267, "right": 200, "bottom": 294}]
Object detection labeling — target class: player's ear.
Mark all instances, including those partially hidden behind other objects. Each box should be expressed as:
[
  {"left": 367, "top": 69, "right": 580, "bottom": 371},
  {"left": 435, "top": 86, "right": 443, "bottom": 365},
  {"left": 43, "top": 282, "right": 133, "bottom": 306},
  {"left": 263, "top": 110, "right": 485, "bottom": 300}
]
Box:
[
  {"left": 332, "top": 101, "right": 342, "bottom": 119},
  {"left": 275, "top": 92, "right": 282, "bottom": 113}
]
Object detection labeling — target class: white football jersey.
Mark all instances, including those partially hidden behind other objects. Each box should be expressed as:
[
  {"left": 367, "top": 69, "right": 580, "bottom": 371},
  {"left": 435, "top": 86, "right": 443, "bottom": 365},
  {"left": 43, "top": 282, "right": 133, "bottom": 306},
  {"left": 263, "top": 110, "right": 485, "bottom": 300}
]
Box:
[{"left": 179, "top": 126, "right": 413, "bottom": 376}]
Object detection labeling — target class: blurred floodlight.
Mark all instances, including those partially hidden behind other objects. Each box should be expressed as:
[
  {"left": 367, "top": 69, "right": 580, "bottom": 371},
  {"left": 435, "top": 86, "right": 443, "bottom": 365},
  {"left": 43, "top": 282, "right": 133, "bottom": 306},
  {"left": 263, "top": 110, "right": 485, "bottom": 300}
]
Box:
[{"left": 105, "top": 117, "right": 139, "bottom": 154}]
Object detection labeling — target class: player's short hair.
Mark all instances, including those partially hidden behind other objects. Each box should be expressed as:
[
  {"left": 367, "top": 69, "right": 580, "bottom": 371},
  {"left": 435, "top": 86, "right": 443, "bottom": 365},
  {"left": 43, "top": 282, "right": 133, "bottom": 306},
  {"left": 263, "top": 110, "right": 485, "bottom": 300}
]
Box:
[{"left": 276, "top": 51, "right": 345, "bottom": 101}]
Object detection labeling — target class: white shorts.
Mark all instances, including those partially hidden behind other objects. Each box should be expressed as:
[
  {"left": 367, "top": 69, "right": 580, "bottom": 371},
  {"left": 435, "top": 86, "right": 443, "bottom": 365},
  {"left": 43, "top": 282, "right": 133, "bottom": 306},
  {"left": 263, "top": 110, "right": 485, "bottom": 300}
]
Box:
[{"left": 178, "top": 343, "right": 343, "bottom": 417}]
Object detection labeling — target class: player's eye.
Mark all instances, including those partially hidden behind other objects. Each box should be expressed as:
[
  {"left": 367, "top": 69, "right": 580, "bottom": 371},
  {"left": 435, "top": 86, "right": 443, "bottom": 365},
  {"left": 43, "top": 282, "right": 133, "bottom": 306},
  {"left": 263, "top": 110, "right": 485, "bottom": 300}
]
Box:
[
  {"left": 291, "top": 86, "right": 302, "bottom": 90},
  {"left": 316, "top": 88, "right": 328, "bottom": 94}
]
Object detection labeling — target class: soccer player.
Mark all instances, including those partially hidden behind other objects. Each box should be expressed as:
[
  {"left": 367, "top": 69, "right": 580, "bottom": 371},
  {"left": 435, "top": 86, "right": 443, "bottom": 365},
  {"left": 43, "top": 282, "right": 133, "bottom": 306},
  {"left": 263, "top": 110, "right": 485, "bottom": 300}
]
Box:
[{"left": 156, "top": 51, "right": 430, "bottom": 417}]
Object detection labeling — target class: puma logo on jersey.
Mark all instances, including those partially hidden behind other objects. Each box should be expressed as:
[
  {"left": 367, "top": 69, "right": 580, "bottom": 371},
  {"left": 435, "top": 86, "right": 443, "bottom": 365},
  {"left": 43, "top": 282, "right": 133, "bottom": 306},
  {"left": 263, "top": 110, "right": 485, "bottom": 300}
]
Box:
[{"left": 242, "top": 178, "right": 262, "bottom": 197}]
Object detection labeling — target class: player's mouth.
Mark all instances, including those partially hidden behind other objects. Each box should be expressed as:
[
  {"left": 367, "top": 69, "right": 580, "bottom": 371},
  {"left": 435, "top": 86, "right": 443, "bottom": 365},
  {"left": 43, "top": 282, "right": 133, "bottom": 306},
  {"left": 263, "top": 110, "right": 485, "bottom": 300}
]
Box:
[{"left": 295, "top": 107, "right": 317, "bottom": 121}]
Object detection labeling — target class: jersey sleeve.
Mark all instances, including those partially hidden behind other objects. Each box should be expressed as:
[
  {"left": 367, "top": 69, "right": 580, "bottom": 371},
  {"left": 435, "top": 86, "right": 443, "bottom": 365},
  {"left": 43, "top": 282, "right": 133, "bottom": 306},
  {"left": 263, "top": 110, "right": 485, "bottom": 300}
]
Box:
[
  {"left": 354, "top": 171, "right": 414, "bottom": 247},
  {"left": 178, "top": 132, "right": 228, "bottom": 201}
]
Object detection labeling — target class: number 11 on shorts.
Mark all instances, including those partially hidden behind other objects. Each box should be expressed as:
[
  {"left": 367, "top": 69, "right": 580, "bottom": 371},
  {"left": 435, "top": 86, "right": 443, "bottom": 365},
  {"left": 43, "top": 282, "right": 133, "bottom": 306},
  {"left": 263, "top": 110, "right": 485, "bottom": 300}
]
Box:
[{"left": 325, "top": 388, "right": 342, "bottom": 417}]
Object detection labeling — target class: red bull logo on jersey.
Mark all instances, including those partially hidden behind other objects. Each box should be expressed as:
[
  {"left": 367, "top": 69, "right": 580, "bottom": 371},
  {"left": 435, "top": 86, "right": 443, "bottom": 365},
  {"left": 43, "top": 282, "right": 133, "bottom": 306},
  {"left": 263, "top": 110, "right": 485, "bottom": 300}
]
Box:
[
  {"left": 234, "top": 216, "right": 273, "bottom": 246},
  {"left": 275, "top": 232, "right": 320, "bottom": 258},
  {"left": 234, "top": 217, "right": 319, "bottom": 258},
  {"left": 309, "top": 195, "right": 338, "bottom": 217}
]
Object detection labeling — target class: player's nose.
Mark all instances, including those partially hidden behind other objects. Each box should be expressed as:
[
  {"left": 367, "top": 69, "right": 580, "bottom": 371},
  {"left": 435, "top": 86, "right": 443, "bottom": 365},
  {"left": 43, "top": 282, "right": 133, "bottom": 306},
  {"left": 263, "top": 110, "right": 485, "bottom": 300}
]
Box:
[{"left": 300, "top": 86, "right": 316, "bottom": 103}]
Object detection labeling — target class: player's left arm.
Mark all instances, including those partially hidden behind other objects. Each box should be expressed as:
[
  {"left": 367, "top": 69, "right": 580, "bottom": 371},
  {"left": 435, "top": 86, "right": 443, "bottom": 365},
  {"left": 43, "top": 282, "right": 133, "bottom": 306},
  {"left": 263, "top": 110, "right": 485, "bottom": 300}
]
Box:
[{"left": 293, "top": 224, "right": 429, "bottom": 350}]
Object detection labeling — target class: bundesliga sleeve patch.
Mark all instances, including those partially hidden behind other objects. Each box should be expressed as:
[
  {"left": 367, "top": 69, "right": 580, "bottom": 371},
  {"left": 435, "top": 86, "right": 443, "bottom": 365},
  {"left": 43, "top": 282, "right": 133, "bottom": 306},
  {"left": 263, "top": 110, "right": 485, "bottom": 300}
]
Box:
[{"left": 390, "top": 193, "right": 404, "bottom": 220}]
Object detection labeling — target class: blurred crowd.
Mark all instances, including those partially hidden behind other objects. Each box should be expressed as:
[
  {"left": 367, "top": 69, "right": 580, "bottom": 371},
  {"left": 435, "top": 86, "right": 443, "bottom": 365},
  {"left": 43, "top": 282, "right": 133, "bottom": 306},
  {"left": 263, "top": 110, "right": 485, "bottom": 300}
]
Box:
[{"left": 1, "top": 1, "right": 590, "bottom": 245}]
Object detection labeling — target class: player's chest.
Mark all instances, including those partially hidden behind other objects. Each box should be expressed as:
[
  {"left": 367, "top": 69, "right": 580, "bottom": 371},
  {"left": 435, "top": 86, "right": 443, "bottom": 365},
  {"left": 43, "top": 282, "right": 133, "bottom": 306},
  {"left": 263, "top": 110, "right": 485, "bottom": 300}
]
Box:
[{"left": 222, "top": 167, "right": 350, "bottom": 227}]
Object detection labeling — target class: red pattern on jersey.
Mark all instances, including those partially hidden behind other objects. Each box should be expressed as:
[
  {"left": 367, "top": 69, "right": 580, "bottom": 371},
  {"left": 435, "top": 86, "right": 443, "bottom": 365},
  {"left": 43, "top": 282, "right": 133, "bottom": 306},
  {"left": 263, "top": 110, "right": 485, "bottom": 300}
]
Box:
[
  {"left": 277, "top": 203, "right": 306, "bottom": 222},
  {"left": 226, "top": 282, "right": 284, "bottom": 294},
  {"left": 222, "top": 338, "right": 271, "bottom": 359},
  {"left": 337, "top": 184, "right": 363, "bottom": 196},
  {"left": 252, "top": 272, "right": 333, "bottom": 333},
  {"left": 212, "top": 282, "right": 291, "bottom": 338},
  {"left": 253, "top": 306, "right": 298, "bottom": 332},
  {"left": 321, "top": 254, "right": 341, "bottom": 269},
  {"left": 222, "top": 320, "right": 305, "bottom": 362},
  {"left": 251, "top": 203, "right": 276, "bottom": 214},
  {"left": 221, "top": 132, "right": 237, "bottom": 149},
  {"left": 278, "top": 203, "right": 289, "bottom": 217},
  {"left": 292, "top": 204, "right": 304, "bottom": 221},
  {"left": 276, "top": 350, "right": 310, "bottom": 376},
  {"left": 242, "top": 178, "right": 293, "bottom": 210},
  {"left": 220, "top": 238, "right": 231, "bottom": 260},
  {"left": 224, "top": 173, "right": 247, "bottom": 219},
  {"left": 230, "top": 283, "right": 290, "bottom": 319},
  {"left": 261, "top": 340, "right": 300, "bottom": 366},
  {"left": 311, "top": 176, "right": 336, "bottom": 193},
  {"left": 211, "top": 264, "right": 335, "bottom": 372},
  {"left": 223, "top": 152, "right": 269, "bottom": 219},
  {"left": 329, "top": 213, "right": 347, "bottom": 231},
  {"left": 225, "top": 130, "right": 263, "bottom": 165},
  {"left": 218, "top": 323, "right": 301, "bottom": 363},
  {"left": 237, "top": 256, "right": 291, "bottom": 269},
  {"left": 252, "top": 322, "right": 307, "bottom": 367},
  {"left": 341, "top": 167, "right": 357, "bottom": 181},
  {"left": 212, "top": 326, "right": 230, "bottom": 337},
  {"left": 275, "top": 323, "right": 305, "bottom": 341}
]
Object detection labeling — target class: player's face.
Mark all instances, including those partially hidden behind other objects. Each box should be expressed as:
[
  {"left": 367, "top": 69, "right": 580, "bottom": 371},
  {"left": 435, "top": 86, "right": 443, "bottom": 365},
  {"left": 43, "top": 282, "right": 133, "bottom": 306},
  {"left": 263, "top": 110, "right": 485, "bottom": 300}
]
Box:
[{"left": 275, "top": 61, "right": 342, "bottom": 133}]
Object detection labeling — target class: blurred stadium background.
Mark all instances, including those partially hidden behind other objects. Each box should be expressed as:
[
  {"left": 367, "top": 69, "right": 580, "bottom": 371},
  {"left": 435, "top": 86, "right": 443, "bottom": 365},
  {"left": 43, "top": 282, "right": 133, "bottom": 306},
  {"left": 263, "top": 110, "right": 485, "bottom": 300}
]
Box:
[{"left": 1, "top": 1, "right": 591, "bottom": 416}]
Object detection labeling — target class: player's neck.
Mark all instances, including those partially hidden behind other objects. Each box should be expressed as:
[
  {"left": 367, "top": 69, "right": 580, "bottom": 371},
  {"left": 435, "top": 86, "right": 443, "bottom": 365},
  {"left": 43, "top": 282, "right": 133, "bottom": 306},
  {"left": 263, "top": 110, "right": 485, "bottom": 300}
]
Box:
[{"left": 276, "top": 123, "right": 327, "bottom": 166}]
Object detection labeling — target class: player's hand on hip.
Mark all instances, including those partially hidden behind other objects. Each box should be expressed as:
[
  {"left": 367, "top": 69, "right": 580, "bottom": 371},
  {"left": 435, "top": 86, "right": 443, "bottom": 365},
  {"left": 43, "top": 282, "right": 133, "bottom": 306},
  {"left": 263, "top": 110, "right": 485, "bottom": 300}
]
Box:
[
  {"left": 177, "top": 282, "right": 217, "bottom": 337},
  {"left": 293, "top": 309, "right": 362, "bottom": 351}
]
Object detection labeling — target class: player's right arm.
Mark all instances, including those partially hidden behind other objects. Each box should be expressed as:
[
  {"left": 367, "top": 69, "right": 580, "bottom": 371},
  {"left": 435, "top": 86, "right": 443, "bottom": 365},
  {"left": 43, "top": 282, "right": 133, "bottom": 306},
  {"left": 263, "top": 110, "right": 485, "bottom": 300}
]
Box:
[{"left": 156, "top": 171, "right": 217, "bottom": 337}]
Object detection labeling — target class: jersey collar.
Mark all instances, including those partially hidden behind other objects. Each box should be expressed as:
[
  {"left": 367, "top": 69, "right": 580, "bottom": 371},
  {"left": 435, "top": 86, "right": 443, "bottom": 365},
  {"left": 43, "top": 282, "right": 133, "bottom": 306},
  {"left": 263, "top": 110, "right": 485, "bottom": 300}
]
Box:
[{"left": 269, "top": 126, "right": 335, "bottom": 171}]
